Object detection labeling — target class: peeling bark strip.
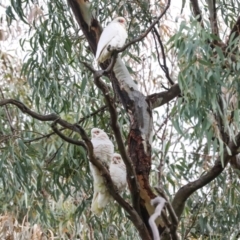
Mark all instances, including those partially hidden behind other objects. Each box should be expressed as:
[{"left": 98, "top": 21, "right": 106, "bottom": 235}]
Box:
[{"left": 129, "top": 129, "right": 151, "bottom": 174}]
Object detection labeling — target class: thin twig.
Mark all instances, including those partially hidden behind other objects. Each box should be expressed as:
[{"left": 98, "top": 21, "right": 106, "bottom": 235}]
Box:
[
  {"left": 78, "top": 105, "right": 108, "bottom": 123},
  {"left": 24, "top": 131, "right": 56, "bottom": 143},
  {"left": 51, "top": 120, "right": 87, "bottom": 150},
  {"left": 45, "top": 143, "right": 64, "bottom": 165},
  {"left": 152, "top": 28, "right": 174, "bottom": 85}
]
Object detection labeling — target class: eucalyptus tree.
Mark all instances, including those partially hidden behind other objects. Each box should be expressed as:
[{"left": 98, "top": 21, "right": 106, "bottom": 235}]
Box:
[{"left": 1, "top": 0, "right": 240, "bottom": 239}]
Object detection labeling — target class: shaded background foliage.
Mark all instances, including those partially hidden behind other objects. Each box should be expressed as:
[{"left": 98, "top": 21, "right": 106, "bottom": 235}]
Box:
[{"left": 0, "top": 0, "right": 240, "bottom": 239}]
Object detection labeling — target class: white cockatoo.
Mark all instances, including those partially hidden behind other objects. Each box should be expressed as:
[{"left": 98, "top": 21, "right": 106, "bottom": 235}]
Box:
[
  {"left": 95, "top": 17, "right": 128, "bottom": 63},
  {"left": 109, "top": 153, "right": 127, "bottom": 192},
  {"left": 90, "top": 128, "right": 114, "bottom": 215},
  {"left": 91, "top": 128, "right": 114, "bottom": 165}
]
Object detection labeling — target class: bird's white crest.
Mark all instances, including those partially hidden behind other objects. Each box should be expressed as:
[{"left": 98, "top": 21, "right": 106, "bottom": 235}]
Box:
[{"left": 95, "top": 17, "right": 128, "bottom": 63}]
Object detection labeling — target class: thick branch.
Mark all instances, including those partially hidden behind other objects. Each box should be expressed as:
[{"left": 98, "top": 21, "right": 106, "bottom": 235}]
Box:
[
  {"left": 147, "top": 84, "right": 181, "bottom": 109},
  {"left": 81, "top": 62, "right": 148, "bottom": 237},
  {"left": 0, "top": 99, "right": 59, "bottom": 121},
  {"left": 172, "top": 132, "right": 240, "bottom": 218},
  {"left": 24, "top": 105, "right": 107, "bottom": 144},
  {"left": 230, "top": 154, "right": 240, "bottom": 178},
  {"left": 0, "top": 100, "right": 94, "bottom": 139},
  {"left": 228, "top": 16, "right": 240, "bottom": 41},
  {"left": 67, "top": 0, "right": 100, "bottom": 54},
  {"left": 109, "top": 58, "right": 165, "bottom": 237},
  {"left": 82, "top": 59, "right": 142, "bottom": 214}
]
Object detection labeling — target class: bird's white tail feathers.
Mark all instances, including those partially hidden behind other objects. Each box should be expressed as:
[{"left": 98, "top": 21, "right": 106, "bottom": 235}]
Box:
[
  {"left": 90, "top": 164, "right": 112, "bottom": 215},
  {"left": 91, "top": 182, "right": 111, "bottom": 215}
]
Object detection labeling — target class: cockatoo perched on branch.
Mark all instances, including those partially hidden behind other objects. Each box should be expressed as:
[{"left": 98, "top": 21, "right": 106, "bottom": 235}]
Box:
[
  {"left": 95, "top": 17, "right": 128, "bottom": 63},
  {"left": 90, "top": 128, "right": 114, "bottom": 215},
  {"left": 91, "top": 128, "right": 114, "bottom": 166},
  {"left": 90, "top": 152, "right": 127, "bottom": 215},
  {"left": 109, "top": 153, "right": 127, "bottom": 192}
]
